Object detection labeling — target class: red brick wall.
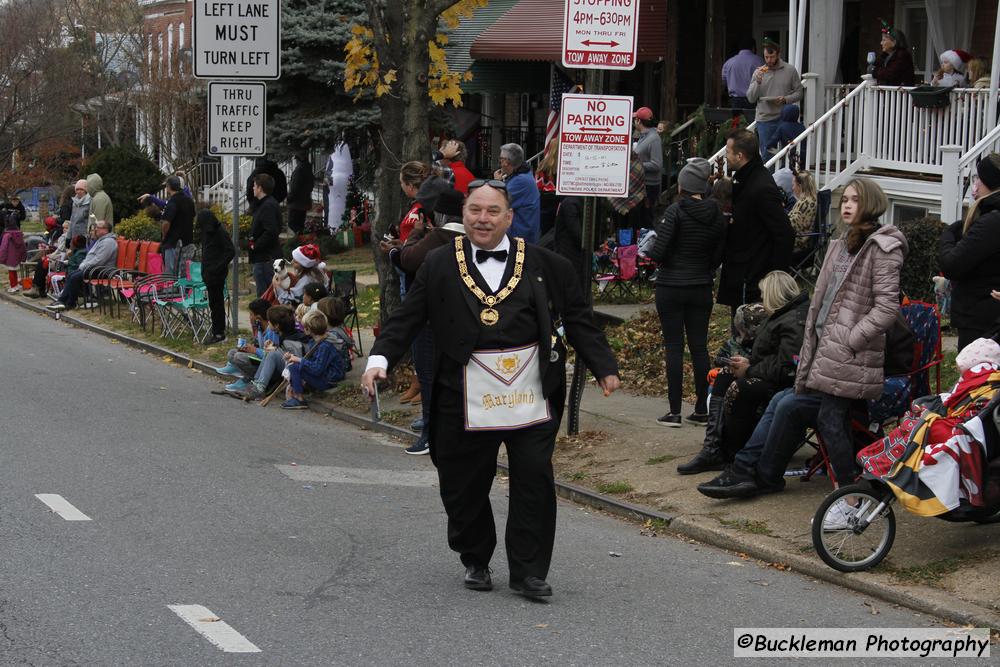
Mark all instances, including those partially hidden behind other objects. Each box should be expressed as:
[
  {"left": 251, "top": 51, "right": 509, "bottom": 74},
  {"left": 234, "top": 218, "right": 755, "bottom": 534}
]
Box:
[{"left": 142, "top": 0, "right": 192, "bottom": 77}]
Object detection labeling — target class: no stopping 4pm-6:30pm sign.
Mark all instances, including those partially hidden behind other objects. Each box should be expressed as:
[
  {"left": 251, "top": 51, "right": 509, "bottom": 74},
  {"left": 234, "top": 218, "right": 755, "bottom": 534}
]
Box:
[{"left": 556, "top": 94, "right": 633, "bottom": 197}]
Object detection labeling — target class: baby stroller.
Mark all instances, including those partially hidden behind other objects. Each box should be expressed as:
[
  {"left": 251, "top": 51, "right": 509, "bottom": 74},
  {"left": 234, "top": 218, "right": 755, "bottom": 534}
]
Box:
[{"left": 811, "top": 382, "right": 1000, "bottom": 573}]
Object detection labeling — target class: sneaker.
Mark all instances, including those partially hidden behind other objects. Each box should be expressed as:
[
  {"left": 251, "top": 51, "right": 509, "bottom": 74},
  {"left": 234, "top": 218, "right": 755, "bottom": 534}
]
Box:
[
  {"left": 7, "top": 285, "right": 20, "bottom": 293},
  {"left": 205, "top": 333, "right": 227, "bottom": 345},
  {"left": 281, "top": 398, "right": 309, "bottom": 410},
  {"left": 685, "top": 412, "right": 710, "bottom": 426},
  {"left": 214, "top": 362, "right": 243, "bottom": 377},
  {"left": 656, "top": 413, "right": 682, "bottom": 427},
  {"left": 45, "top": 303, "right": 66, "bottom": 312},
  {"left": 242, "top": 381, "right": 267, "bottom": 400},
  {"left": 225, "top": 378, "right": 249, "bottom": 392},
  {"left": 82, "top": 301, "right": 98, "bottom": 309},
  {"left": 823, "top": 499, "right": 858, "bottom": 531},
  {"left": 405, "top": 435, "right": 430, "bottom": 455},
  {"left": 410, "top": 417, "right": 425, "bottom": 433},
  {"left": 697, "top": 467, "right": 759, "bottom": 499}
]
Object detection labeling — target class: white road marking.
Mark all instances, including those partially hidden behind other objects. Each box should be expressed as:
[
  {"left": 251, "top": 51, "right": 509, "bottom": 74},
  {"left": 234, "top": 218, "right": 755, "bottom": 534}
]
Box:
[
  {"left": 276, "top": 464, "right": 438, "bottom": 487},
  {"left": 167, "top": 605, "right": 261, "bottom": 653},
  {"left": 34, "top": 494, "right": 91, "bottom": 521}
]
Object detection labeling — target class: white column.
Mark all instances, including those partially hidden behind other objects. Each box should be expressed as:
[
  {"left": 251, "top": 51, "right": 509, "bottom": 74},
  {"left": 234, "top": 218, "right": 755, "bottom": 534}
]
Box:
[
  {"left": 794, "top": 0, "right": 807, "bottom": 72},
  {"left": 787, "top": 0, "right": 797, "bottom": 61},
  {"left": 940, "top": 144, "right": 964, "bottom": 223},
  {"left": 989, "top": 6, "right": 1000, "bottom": 130},
  {"left": 802, "top": 72, "right": 820, "bottom": 125}
]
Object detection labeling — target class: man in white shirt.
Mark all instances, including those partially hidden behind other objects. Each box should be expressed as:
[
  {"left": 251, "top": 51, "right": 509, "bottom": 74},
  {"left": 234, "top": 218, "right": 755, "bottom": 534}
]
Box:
[{"left": 361, "top": 180, "right": 620, "bottom": 599}]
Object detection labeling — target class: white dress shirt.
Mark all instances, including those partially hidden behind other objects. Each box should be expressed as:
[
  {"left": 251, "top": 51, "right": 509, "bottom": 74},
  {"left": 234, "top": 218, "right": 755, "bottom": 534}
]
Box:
[{"left": 365, "top": 237, "right": 512, "bottom": 373}]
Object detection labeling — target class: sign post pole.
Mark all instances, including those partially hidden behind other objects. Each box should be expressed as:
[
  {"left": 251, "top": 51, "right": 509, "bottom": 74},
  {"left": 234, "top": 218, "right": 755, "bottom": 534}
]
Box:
[{"left": 231, "top": 155, "right": 240, "bottom": 336}]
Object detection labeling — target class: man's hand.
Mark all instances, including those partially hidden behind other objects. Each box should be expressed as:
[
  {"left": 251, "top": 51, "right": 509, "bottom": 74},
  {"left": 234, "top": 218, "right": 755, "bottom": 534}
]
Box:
[
  {"left": 493, "top": 168, "right": 504, "bottom": 180},
  {"left": 378, "top": 239, "right": 401, "bottom": 254},
  {"left": 441, "top": 139, "right": 460, "bottom": 160},
  {"left": 729, "top": 355, "right": 750, "bottom": 379},
  {"left": 754, "top": 67, "right": 765, "bottom": 83},
  {"left": 598, "top": 375, "right": 621, "bottom": 397},
  {"left": 991, "top": 289, "right": 1000, "bottom": 302},
  {"left": 776, "top": 96, "right": 787, "bottom": 105},
  {"left": 361, "top": 367, "right": 387, "bottom": 399},
  {"left": 137, "top": 194, "right": 149, "bottom": 203}
]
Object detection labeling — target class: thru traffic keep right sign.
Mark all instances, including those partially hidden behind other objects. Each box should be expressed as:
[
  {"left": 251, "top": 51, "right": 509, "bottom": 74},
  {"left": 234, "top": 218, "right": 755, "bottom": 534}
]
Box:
[{"left": 562, "top": 0, "right": 640, "bottom": 70}]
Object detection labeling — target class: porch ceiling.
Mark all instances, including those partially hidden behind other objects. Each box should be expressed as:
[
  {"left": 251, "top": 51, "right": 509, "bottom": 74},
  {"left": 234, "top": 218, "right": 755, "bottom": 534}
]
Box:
[{"left": 470, "top": 0, "right": 667, "bottom": 63}]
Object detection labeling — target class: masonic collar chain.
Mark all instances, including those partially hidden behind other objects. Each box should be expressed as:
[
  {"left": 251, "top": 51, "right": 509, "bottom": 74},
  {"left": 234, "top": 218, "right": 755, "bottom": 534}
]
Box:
[{"left": 455, "top": 236, "right": 525, "bottom": 326}]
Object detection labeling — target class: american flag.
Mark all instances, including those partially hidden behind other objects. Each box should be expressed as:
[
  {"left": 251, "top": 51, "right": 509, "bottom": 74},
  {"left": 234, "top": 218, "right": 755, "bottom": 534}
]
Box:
[{"left": 544, "top": 66, "right": 576, "bottom": 158}]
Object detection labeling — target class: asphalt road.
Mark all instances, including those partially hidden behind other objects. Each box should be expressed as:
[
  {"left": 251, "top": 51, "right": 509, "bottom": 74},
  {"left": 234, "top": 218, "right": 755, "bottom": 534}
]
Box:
[{"left": 0, "top": 301, "right": 946, "bottom": 666}]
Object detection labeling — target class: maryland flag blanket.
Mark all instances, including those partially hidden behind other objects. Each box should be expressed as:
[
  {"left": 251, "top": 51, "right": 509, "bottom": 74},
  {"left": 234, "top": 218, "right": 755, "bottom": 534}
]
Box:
[{"left": 857, "top": 364, "right": 1000, "bottom": 517}]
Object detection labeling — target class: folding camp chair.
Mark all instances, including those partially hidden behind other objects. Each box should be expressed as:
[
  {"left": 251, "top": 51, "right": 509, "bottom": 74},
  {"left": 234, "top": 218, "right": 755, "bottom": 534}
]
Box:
[
  {"left": 790, "top": 189, "right": 832, "bottom": 287},
  {"left": 330, "top": 269, "right": 364, "bottom": 356},
  {"left": 594, "top": 244, "right": 639, "bottom": 300}
]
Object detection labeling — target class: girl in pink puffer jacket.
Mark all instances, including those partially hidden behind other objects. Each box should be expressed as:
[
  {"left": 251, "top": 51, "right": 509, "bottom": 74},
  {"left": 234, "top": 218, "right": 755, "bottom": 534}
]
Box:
[
  {"left": 0, "top": 214, "right": 26, "bottom": 292},
  {"left": 794, "top": 178, "right": 907, "bottom": 487}
]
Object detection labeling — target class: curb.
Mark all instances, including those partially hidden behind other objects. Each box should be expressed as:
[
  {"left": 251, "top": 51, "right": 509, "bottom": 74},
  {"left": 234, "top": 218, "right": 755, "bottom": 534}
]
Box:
[{"left": 4, "top": 290, "right": 997, "bottom": 629}]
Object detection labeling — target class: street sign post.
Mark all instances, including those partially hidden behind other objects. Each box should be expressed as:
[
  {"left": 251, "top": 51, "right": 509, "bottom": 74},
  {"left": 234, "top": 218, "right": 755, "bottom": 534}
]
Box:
[
  {"left": 556, "top": 93, "right": 633, "bottom": 197},
  {"left": 562, "top": 0, "right": 640, "bottom": 70},
  {"left": 207, "top": 81, "right": 266, "bottom": 157},
  {"left": 194, "top": 0, "right": 281, "bottom": 79}
]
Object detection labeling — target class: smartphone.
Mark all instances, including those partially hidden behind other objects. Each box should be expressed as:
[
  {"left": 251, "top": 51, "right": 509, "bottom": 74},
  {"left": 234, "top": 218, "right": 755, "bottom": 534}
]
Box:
[{"left": 370, "top": 383, "right": 381, "bottom": 422}]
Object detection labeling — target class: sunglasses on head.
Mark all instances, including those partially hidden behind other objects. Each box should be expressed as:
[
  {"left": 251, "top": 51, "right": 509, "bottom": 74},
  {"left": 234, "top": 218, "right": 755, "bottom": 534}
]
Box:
[{"left": 468, "top": 179, "right": 507, "bottom": 191}]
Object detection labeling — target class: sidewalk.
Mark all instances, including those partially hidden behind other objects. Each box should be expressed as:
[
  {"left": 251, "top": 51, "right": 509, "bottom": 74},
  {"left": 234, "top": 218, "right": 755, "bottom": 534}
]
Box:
[{"left": 3, "top": 289, "right": 997, "bottom": 629}]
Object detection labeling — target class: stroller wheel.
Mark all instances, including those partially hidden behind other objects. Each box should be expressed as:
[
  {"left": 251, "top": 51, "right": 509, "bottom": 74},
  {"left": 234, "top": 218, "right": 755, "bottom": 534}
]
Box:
[{"left": 812, "top": 482, "right": 896, "bottom": 572}]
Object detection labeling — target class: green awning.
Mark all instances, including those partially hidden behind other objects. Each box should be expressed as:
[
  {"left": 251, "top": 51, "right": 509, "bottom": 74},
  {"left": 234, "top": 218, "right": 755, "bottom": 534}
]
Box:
[
  {"left": 461, "top": 61, "right": 550, "bottom": 94},
  {"left": 443, "top": 0, "right": 520, "bottom": 74}
]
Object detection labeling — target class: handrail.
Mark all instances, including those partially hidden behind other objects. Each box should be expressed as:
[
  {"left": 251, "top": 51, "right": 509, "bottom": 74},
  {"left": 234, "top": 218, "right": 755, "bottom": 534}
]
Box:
[
  {"left": 764, "top": 77, "right": 872, "bottom": 169},
  {"left": 707, "top": 119, "right": 757, "bottom": 164},
  {"left": 670, "top": 116, "right": 697, "bottom": 138},
  {"left": 957, "top": 121, "right": 1000, "bottom": 169}
]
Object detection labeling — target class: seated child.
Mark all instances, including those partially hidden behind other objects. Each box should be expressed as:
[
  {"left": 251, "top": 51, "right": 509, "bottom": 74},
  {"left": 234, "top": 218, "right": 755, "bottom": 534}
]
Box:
[
  {"left": 316, "top": 295, "right": 356, "bottom": 372},
  {"left": 65, "top": 235, "right": 88, "bottom": 273},
  {"left": 240, "top": 306, "right": 311, "bottom": 400},
  {"left": 677, "top": 302, "right": 768, "bottom": 474},
  {"left": 281, "top": 310, "right": 346, "bottom": 409},
  {"left": 302, "top": 282, "right": 329, "bottom": 308},
  {"left": 214, "top": 298, "right": 273, "bottom": 383},
  {"left": 294, "top": 303, "right": 308, "bottom": 332}
]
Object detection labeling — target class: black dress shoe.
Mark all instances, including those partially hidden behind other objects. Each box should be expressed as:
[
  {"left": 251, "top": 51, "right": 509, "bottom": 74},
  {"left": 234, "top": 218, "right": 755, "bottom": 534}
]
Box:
[
  {"left": 205, "top": 333, "right": 227, "bottom": 345},
  {"left": 697, "top": 467, "right": 761, "bottom": 499},
  {"left": 463, "top": 565, "right": 493, "bottom": 591},
  {"left": 509, "top": 576, "right": 552, "bottom": 598},
  {"left": 677, "top": 446, "right": 727, "bottom": 475}
]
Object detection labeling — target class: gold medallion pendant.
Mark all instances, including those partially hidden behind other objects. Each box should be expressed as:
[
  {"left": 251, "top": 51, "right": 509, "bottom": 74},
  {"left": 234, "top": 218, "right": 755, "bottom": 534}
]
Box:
[
  {"left": 455, "top": 237, "right": 526, "bottom": 328},
  {"left": 480, "top": 307, "right": 500, "bottom": 326}
]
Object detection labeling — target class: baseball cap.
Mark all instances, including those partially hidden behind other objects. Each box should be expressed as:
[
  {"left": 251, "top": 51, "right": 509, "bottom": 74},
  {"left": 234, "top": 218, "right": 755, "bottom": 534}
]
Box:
[{"left": 632, "top": 107, "right": 654, "bottom": 121}]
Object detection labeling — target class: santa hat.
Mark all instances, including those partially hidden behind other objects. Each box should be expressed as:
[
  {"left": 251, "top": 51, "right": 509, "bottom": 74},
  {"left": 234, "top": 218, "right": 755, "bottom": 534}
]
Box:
[
  {"left": 292, "top": 244, "right": 325, "bottom": 271},
  {"left": 940, "top": 49, "right": 972, "bottom": 73}
]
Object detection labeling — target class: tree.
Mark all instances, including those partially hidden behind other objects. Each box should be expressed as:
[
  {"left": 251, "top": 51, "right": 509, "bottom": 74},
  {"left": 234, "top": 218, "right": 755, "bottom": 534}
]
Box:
[
  {"left": 81, "top": 144, "right": 165, "bottom": 223},
  {"left": 266, "top": 0, "right": 379, "bottom": 159},
  {"left": 0, "top": 0, "right": 86, "bottom": 171},
  {"left": 343, "top": 0, "right": 484, "bottom": 321}
]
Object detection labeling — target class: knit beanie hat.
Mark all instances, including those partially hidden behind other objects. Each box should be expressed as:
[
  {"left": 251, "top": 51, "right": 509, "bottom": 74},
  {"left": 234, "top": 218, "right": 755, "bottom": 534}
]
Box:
[
  {"left": 678, "top": 157, "right": 712, "bottom": 194},
  {"left": 292, "top": 244, "right": 325, "bottom": 271},
  {"left": 733, "top": 303, "right": 768, "bottom": 344},
  {"left": 956, "top": 338, "right": 1000, "bottom": 374},
  {"left": 976, "top": 154, "right": 1000, "bottom": 191},
  {"left": 940, "top": 49, "right": 972, "bottom": 73}
]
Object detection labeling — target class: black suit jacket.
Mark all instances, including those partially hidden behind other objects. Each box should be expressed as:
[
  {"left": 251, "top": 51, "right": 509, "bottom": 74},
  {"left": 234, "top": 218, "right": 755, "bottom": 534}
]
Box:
[{"left": 372, "top": 240, "right": 618, "bottom": 398}]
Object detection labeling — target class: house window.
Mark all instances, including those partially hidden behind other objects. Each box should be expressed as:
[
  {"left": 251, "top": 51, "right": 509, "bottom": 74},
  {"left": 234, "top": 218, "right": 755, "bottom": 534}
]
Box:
[
  {"left": 894, "top": 203, "right": 931, "bottom": 223},
  {"left": 897, "top": 1, "right": 930, "bottom": 81}
]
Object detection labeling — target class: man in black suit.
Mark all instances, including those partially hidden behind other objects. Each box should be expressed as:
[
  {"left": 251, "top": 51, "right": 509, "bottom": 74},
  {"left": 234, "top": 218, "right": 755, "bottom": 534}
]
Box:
[{"left": 362, "top": 180, "right": 620, "bottom": 599}]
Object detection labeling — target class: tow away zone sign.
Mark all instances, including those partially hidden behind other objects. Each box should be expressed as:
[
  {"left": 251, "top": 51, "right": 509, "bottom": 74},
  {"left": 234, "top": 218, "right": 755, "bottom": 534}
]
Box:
[
  {"left": 208, "top": 81, "right": 266, "bottom": 156},
  {"left": 563, "top": 0, "right": 640, "bottom": 70},
  {"left": 556, "top": 93, "right": 633, "bottom": 197}
]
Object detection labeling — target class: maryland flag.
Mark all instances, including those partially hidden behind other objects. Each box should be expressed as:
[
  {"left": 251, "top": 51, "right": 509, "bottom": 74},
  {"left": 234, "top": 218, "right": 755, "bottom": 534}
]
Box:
[{"left": 858, "top": 365, "right": 1000, "bottom": 517}]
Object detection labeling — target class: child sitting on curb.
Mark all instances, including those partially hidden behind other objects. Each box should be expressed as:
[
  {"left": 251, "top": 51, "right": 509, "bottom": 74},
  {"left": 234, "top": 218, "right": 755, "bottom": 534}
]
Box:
[
  {"left": 239, "top": 306, "right": 311, "bottom": 400},
  {"left": 281, "top": 310, "right": 345, "bottom": 409},
  {"left": 302, "top": 283, "right": 329, "bottom": 308},
  {"left": 315, "top": 295, "right": 356, "bottom": 372},
  {"left": 214, "top": 298, "right": 273, "bottom": 382}
]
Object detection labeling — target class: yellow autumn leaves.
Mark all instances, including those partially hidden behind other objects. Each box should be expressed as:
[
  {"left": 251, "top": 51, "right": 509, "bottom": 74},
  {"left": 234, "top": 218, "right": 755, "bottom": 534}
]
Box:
[{"left": 343, "top": 0, "right": 485, "bottom": 106}]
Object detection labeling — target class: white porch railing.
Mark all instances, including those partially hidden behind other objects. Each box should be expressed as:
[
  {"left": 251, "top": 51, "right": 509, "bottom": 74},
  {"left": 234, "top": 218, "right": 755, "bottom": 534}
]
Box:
[
  {"left": 204, "top": 158, "right": 256, "bottom": 213},
  {"left": 767, "top": 76, "right": 995, "bottom": 196},
  {"left": 941, "top": 123, "right": 1000, "bottom": 222}
]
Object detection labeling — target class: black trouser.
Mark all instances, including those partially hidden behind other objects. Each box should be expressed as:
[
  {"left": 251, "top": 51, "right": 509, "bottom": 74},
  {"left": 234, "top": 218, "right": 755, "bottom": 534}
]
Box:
[
  {"left": 205, "top": 279, "right": 226, "bottom": 336},
  {"left": 815, "top": 393, "right": 858, "bottom": 485},
  {"left": 729, "top": 96, "right": 754, "bottom": 110},
  {"left": 288, "top": 208, "right": 306, "bottom": 234},
  {"left": 429, "top": 384, "right": 563, "bottom": 582},
  {"left": 33, "top": 262, "right": 47, "bottom": 291},
  {"left": 412, "top": 325, "right": 434, "bottom": 436},
  {"left": 719, "top": 377, "right": 777, "bottom": 459},
  {"left": 656, "top": 284, "right": 713, "bottom": 414},
  {"left": 639, "top": 183, "right": 661, "bottom": 231}
]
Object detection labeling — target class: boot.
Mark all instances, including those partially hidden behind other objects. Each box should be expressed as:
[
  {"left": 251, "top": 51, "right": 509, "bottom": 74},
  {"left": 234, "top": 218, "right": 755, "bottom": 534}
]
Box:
[
  {"left": 677, "top": 395, "right": 727, "bottom": 475},
  {"left": 398, "top": 376, "right": 420, "bottom": 403},
  {"left": 22, "top": 287, "right": 42, "bottom": 298}
]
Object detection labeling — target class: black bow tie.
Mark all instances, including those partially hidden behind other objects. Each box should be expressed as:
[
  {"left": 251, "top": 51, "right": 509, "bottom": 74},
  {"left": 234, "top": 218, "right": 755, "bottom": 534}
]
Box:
[{"left": 475, "top": 248, "right": 508, "bottom": 264}]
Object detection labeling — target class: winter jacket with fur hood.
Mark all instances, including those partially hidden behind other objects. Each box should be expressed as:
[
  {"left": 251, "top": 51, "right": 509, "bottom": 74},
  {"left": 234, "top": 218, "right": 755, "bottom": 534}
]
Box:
[{"left": 795, "top": 225, "right": 908, "bottom": 399}]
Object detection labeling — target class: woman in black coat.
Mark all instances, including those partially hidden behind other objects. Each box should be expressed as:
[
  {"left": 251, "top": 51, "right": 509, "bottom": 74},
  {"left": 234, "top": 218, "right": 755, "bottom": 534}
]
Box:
[
  {"left": 647, "top": 158, "right": 727, "bottom": 427},
  {"left": 939, "top": 154, "right": 1000, "bottom": 351},
  {"left": 198, "top": 209, "right": 236, "bottom": 344}
]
